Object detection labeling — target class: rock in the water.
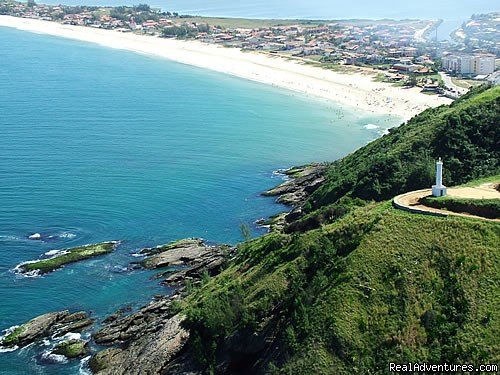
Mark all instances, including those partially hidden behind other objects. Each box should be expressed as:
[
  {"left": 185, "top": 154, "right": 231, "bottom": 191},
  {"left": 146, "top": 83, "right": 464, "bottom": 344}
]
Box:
[
  {"left": 52, "top": 339, "right": 88, "bottom": 358},
  {"left": 28, "top": 233, "right": 42, "bottom": 240},
  {"left": 140, "top": 238, "right": 210, "bottom": 269},
  {"left": 89, "top": 238, "right": 233, "bottom": 374},
  {"left": 262, "top": 164, "right": 327, "bottom": 229},
  {"left": 0, "top": 310, "right": 93, "bottom": 349},
  {"left": 94, "top": 297, "right": 173, "bottom": 346},
  {"left": 263, "top": 164, "right": 326, "bottom": 207},
  {"left": 139, "top": 239, "right": 231, "bottom": 276},
  {"left": 15, "top": 241, "right": 119, "bottom": 275}
]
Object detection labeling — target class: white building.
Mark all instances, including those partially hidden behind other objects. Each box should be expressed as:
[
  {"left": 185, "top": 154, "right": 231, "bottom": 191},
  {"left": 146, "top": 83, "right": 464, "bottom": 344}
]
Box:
[
  {"left": 472, "top": 54, "right": 496, "bottom": 75},
  {"left": 442, "top": 53, "right": 496, "bottom": 76},
  {"left": 442, "top": 54, "right": 473, "bottom": 74}
]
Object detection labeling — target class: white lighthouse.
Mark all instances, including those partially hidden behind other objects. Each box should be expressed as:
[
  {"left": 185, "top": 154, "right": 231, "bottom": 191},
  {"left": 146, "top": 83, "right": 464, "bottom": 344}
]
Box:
[{"left": 432, "top": 158, "right": 447, "bottom": 197}]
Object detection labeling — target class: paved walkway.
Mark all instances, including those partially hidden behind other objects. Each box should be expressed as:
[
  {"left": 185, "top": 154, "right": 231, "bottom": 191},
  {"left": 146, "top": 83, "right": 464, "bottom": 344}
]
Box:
[{"left": 393, "top": 183, "right": 500, "bottom": 222}]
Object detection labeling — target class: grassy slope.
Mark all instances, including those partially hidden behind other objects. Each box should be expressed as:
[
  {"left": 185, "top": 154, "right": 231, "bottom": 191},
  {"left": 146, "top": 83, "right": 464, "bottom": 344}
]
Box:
[
  {"left": 184, "top": 205, "right": 499, "bottom": 373},
  {"left": 180, "top": 86, "right": 500, "bottom": 373},
  {"left": 421, "top": 196, "right": 500, "bottom": 219}
]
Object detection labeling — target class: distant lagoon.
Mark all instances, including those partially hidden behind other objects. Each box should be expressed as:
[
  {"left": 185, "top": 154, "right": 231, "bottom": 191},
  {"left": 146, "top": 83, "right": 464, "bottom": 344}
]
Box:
[{"left": 35, "top": 0, "right": 498, "bottom": 40}]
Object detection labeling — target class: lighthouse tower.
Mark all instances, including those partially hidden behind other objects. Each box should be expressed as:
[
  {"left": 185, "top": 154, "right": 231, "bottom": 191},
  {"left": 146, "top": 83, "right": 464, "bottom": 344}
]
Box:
[{"left": 432, "top": 158, "right": 447, "bottom": 197}]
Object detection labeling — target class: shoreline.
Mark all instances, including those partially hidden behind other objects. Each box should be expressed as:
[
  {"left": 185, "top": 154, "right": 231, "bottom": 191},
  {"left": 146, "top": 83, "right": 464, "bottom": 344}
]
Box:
[{"left": 0, "top": 15, "right": 452, "bottom": 119}]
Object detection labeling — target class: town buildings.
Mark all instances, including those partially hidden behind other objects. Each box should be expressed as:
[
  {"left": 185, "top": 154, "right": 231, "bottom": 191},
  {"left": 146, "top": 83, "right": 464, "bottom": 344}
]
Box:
[{"left": 442, "top": 53, "right": 496, "bottom": 76}]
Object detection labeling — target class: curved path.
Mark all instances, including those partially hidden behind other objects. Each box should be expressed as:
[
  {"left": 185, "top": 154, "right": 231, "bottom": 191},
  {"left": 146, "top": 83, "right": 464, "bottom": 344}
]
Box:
[{"left": 393, "top": 184, "right": 500, "bottom": 222}]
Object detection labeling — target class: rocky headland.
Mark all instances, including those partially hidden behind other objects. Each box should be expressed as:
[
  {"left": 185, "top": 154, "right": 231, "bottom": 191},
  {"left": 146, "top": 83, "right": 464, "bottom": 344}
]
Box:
[
  {"left": 1, "top": 166, "right": 321, "bottom": 373},
  {"left": 1, "top": 237, "right": 236, "bottom": 373}
]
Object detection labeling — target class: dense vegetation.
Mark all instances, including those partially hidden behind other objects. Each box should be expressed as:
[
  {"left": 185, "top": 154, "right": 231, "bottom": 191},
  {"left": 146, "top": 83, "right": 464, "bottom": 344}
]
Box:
[
  {"left": 308, "top": 85, "right": 499, "bottom": 209},
  {"left": 178, "top": 86, "right": 499, "bottom": 374},
  {"left": 421, "top": 196, "right": 500, "bottom": 219}
]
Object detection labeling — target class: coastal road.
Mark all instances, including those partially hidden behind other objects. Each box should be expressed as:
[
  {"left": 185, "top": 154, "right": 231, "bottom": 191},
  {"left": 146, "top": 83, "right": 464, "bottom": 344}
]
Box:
[{"left": 439, "top": 72, "right": 469, "bottom": 97}]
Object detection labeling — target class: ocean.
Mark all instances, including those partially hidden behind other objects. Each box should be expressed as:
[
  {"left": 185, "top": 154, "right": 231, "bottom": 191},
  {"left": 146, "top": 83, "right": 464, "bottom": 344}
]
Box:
[{"left": 0, "top": 26, "right": 399, "bottom": 373}]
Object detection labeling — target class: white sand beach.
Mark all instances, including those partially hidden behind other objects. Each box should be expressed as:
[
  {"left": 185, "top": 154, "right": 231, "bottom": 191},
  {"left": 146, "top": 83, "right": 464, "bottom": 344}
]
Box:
[{"left": 0, "top": 16, "right": 452, "bottom": 119}]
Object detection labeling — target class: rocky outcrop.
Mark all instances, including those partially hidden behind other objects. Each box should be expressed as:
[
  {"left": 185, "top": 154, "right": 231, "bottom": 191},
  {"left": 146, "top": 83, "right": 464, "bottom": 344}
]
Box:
[
  {"left": 141, "top": 238, "right": 215, "bottom": 269},
  {"left": 90, "top": 295, "right": 190, "bottom": 374},
  {"left": 262, "top": 164, "right": 327, "bottom": 230},
  {"left": 263, "top": 164, "right": 327, "bottom": 207},
  {"left": 52, "top": 339, "right": 88, "bottom": 358},
  {"left": 0, "top": 310, "right": 93, "bottom": 349},
  {"left": 90, "top": 314, "right": 189, "bottom": 375},
  {"left": 15, "top": 241, "right": 119, "bottom": 276},
  {"left": 138, "top": 238, "right": 231, "bottom": 288},
  {"left": 93, "top": 296, "right": 175, "bottom": 346},
  {"left": 88, "top": 238, "right": 233, "bottom": 374}
]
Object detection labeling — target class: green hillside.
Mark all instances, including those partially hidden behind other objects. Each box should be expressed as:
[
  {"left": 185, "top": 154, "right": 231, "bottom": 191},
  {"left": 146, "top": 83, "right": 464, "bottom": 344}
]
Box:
[
  {"left": 309, "top": 85, "right": 499, "bottom": 209},
  {"left": 177, "top": 85, "right": 500, "bottom": 374}
]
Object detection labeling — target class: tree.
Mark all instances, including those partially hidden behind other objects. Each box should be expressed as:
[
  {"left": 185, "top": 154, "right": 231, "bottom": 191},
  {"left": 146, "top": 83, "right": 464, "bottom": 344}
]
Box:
[
  {"left": 27, "top": 0, "right": 36, "bottom": 8},
  {"left": 407, "top": 74, "right": 417, "bottom": 87},
  {"left": 134, "top": 4, "right": 150, "bottom": 12}
]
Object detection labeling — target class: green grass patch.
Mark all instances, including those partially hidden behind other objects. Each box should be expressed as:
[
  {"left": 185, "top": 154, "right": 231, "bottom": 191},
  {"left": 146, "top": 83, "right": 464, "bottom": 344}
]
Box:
[
  {"left": 451, "top": 78, "right": 482, "bottom": 89},
  {"left": 171, "top": 17, "right": 328, "bottom": 29},
  {"left": 421, "top": 196, "right": 500, "bottom": 219},
  {"left": 457, "top": 174, "right": 500, "bottom": 188},
  {"left": 181, "top": 203, "right": 500, "bottom": 372},
  {"left": 53, "top": 340, "right": 87, "bottom": 358},
  {"left": 1, "top": 325, "right": 26, "bottom": 347}
]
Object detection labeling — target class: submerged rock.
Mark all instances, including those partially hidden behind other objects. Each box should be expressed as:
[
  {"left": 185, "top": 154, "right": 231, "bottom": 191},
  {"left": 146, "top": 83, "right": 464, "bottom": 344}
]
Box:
[
  {"left": 15, "top": 241, "right": 119, "bottom": 275},
  {"left": 0, "top": 310, "right": 93, "bottom": 349}
]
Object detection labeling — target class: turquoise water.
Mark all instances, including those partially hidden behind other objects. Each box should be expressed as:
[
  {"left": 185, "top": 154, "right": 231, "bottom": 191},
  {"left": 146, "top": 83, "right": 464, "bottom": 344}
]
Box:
[{"left": 0, "top": 27, "right": 399, "bottom": 373}]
